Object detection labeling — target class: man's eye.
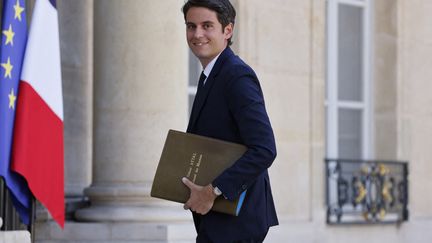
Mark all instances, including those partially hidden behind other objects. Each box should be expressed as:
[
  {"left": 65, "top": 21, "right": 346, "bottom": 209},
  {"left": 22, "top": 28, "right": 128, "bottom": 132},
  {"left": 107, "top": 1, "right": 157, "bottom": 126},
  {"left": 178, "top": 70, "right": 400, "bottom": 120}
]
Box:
[{"left": 203, "top": 24, "right": 212, "bottom": 29}]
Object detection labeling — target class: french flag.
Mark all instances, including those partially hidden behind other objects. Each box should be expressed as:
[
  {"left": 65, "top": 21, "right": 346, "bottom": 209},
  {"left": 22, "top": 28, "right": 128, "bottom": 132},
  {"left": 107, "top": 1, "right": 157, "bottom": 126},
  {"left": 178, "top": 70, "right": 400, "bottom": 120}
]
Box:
[{"left": 12, "top": 0, "right": 64, "bottom": 228}]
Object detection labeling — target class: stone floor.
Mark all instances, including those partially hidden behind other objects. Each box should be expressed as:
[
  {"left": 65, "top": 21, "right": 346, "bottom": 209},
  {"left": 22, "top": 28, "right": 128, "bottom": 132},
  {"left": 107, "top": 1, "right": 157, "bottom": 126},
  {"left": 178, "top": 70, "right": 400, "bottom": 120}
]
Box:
[{"left": 0, "top": 218, "right": 30, "bottom": 243}]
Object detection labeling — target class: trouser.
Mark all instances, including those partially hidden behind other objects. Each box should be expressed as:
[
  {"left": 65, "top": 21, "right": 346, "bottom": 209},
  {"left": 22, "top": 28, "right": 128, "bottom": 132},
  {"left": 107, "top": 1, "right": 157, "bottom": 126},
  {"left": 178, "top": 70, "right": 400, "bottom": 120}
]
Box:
[{"left": 196, "top": 230, "right": 268, "bottom": 243}]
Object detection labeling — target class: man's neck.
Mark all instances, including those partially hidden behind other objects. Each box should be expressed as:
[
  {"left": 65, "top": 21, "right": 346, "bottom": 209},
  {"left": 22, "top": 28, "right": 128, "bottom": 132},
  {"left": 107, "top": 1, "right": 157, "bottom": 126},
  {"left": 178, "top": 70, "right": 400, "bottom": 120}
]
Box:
[{"left": 202, "top": 51, "right": 223, "bottom": 77}]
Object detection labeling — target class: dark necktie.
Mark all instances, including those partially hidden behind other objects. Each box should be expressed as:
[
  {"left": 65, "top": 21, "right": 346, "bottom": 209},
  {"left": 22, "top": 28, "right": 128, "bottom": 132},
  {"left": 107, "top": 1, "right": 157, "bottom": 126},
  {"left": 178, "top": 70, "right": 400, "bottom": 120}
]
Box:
[
  {"left": 187, "top": 72, "right": 206, "bottom": 131},
  {"left": 197, "top": 71, "right": 206, "bottom": 92}
]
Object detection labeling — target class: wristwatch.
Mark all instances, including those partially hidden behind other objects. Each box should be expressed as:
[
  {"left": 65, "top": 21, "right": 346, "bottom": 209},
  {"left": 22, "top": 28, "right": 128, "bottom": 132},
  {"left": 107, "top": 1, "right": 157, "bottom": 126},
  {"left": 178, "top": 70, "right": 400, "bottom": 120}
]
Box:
[{"left": 212, "top": 184, "right": 222, "bottom": 196}]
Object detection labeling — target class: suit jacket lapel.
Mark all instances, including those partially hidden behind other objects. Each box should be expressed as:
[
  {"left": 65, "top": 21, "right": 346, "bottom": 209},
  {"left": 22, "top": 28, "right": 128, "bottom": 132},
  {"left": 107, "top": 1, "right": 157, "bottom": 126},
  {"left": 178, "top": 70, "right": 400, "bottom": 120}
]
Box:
[{"left": 187, "top": 47, "right": 234, "bottom": 132}]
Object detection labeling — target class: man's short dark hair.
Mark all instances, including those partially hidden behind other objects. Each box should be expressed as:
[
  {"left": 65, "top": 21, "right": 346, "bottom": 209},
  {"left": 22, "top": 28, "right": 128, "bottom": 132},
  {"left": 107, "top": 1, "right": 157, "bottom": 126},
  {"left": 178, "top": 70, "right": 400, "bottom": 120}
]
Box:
[{"left": 182, "top": 0, "right": 236, "bottom": 46}]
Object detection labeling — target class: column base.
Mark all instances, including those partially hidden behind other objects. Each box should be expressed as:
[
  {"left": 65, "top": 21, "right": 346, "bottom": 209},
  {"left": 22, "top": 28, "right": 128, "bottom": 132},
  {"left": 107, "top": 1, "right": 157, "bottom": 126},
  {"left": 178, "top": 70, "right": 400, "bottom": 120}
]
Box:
[
  {"left": 74, "top": 183, "right": 191, "bottom": 222},
  {"left": 75, "top": 204, "right": 191, "bottom": 222}
]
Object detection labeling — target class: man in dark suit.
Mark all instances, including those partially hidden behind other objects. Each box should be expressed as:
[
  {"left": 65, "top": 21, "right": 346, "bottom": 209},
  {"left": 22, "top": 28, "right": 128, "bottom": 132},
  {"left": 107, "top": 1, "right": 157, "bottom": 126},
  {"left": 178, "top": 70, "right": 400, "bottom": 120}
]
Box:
[{"left": 181, "top": 0, "right": 278, "bottom": 242}]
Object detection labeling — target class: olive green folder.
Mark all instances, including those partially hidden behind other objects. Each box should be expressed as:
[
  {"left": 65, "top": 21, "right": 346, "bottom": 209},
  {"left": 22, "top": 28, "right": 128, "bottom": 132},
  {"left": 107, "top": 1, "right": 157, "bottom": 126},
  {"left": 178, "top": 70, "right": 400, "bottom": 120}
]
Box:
[{"left": 151, "top": 130, "right": 247, "bottom": 216}]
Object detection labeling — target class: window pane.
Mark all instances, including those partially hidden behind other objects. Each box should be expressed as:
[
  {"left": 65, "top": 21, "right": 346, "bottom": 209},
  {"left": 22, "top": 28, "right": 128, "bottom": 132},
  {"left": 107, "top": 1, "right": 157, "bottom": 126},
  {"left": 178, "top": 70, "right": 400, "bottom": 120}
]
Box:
[
  {"left": 338, "top": 4, "right": 363, "bottom": 101},
  {"left": 338, "top": 109, "right": 362, "bottom": 158}
]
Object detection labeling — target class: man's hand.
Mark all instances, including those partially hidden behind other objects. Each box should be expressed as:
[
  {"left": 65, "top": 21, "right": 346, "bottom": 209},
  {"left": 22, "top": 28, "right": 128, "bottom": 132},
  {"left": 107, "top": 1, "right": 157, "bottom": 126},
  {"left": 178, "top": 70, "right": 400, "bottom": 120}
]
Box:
[{"left": 182, "top": 177, "right": 218, "bottom": 215}]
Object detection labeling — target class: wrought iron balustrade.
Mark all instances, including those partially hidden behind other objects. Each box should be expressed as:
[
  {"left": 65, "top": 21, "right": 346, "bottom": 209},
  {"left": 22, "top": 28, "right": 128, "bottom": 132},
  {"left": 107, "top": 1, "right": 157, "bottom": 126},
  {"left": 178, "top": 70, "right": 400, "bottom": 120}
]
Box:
[
  {"left": 325, "top": 158, "right": 408, "bottom": 224},
  {"left": 0, "top": 176, "right": 34, "bottom": 242}
]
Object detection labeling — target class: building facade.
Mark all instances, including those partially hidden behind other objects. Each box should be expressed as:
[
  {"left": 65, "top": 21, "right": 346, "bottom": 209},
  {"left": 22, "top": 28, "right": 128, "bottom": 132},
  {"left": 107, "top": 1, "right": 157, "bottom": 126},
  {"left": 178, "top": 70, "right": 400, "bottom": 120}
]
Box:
[{"left": 2, "top": 0, "right": 432, "bottom": 242}]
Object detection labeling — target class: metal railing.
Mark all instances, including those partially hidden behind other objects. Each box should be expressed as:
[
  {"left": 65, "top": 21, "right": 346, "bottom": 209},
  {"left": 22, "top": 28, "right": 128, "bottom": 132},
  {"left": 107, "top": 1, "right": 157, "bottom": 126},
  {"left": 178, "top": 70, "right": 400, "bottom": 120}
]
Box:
[
  {"left": 0, "top": 177, "right": 34, "bottom": 242},
  {"left": 325, "top": 158, "right": 409, "bottom": 224}
]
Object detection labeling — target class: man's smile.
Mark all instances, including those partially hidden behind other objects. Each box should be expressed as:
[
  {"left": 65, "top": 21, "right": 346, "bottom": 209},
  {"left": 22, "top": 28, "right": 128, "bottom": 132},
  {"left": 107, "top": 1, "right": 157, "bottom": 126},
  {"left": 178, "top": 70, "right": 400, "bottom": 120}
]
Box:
[{"left": 193, "top": 41, "right": 209, "bottom": 46}]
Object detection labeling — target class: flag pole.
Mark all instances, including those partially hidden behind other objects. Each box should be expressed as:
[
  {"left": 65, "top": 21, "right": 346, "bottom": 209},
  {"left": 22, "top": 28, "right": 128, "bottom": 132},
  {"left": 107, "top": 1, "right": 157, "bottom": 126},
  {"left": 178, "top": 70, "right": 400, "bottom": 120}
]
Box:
[{"left": 29, "top": 195, "right": 35, "bottom": 243}]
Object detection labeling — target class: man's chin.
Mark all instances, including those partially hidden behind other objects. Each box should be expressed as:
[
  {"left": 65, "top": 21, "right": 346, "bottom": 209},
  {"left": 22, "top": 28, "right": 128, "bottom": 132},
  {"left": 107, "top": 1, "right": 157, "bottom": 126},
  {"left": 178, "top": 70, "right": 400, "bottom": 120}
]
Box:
[
  {"left": 192, "top": 52, "right": 210, "bottom": 61},
  {"left": 191, "top": 49, "right": 208, "bottom": 57}
]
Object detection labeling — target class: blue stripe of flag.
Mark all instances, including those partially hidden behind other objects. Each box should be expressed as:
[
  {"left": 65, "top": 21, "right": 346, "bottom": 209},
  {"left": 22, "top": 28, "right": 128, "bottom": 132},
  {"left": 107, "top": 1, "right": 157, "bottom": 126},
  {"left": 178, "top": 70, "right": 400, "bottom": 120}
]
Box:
[{"left": 0, "top": 0, "right": 31, "bottom": 225}]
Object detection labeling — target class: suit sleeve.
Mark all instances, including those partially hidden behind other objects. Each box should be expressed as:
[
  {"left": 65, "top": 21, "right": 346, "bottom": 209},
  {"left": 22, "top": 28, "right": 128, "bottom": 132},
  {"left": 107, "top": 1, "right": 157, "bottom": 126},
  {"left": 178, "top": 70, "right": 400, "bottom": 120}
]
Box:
[{"left": 212, "top": 66, "right": 277, "bottom": 201}]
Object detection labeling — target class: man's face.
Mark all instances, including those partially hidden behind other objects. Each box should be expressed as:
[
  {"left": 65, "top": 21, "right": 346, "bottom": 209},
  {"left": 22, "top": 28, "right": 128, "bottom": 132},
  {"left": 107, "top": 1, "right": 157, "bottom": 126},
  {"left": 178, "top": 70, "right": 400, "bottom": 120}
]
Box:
[{"left": 185, "top": 7, "right": 233, "bottom": 68}]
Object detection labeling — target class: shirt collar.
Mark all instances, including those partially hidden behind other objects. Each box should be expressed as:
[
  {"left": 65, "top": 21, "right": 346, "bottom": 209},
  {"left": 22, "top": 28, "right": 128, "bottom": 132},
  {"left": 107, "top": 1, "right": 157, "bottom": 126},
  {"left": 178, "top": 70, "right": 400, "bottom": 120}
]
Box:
[{"left": 203, "top": 52, "right": 222, "bottom": 78}]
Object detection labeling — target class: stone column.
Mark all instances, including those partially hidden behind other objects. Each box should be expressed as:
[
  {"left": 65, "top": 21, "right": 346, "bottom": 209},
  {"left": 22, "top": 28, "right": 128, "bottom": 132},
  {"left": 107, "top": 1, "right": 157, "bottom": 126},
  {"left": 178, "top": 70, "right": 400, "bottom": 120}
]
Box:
[
  {"left": 75, "top": 0, "right": 189, "bottom": 222},
  {"left": 58, "top": 0, "right": 94, "bottom": 203}
]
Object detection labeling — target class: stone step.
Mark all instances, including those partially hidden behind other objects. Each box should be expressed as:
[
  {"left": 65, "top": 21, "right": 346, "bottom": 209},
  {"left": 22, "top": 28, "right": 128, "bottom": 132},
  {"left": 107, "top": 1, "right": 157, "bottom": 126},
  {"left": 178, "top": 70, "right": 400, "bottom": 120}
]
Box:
[
  {"left": 0, "top": 230, "right": 31, "bottom": 243},
  {"left": 35, "top": 221, "right": 195, "bottom": 243}
]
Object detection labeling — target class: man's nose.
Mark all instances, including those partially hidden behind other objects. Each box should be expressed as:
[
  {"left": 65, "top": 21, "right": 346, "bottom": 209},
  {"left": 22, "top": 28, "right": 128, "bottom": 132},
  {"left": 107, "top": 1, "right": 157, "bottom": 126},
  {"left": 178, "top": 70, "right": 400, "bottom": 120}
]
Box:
[{"left": 194, "top": 26, "right": 204, "bottom": 38}]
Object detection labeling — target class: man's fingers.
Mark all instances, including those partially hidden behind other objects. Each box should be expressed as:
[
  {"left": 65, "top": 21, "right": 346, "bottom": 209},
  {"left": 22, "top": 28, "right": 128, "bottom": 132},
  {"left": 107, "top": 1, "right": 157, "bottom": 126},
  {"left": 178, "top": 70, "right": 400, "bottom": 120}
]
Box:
[
  {"left": 182, "top": 178, "right": 212, "bottom": 214},
  {"left": 182, "top": 177, "right": 195, "bottom": 189},
  {"left": 183, "top": 198, "right": 192, "bottom": 211}
]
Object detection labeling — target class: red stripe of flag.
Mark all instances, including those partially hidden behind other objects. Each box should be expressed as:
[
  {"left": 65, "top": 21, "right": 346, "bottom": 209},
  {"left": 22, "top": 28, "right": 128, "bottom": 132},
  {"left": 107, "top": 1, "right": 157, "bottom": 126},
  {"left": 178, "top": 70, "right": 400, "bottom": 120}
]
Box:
[{"left": 12, "top": 81, "right": 64, "bottom": 227}]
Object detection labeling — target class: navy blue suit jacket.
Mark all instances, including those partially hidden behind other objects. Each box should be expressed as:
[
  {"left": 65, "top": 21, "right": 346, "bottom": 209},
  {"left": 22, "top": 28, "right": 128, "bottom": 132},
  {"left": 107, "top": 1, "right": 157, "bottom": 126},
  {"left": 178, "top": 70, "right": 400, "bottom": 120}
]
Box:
[{"left": 187, "top": 47, "right": 278, "bottom": 242}]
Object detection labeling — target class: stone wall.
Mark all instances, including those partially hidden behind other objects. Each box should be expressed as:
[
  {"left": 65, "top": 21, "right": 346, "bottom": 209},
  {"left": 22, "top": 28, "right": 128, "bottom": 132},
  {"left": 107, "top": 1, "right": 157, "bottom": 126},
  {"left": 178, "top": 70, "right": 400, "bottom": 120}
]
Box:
[
  {"left": 397, "top": 0, "right": 432, "bottom": 218},
  {"left": 33, "top": 0, "right": 432, "bottom": 242}
]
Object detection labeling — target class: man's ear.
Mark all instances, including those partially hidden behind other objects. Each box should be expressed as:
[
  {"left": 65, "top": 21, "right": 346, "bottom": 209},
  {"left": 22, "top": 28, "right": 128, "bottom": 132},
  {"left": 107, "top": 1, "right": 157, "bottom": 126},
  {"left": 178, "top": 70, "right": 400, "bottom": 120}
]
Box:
[{"left": 224, "top": 23, "right": 234, "bottom": 39}]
